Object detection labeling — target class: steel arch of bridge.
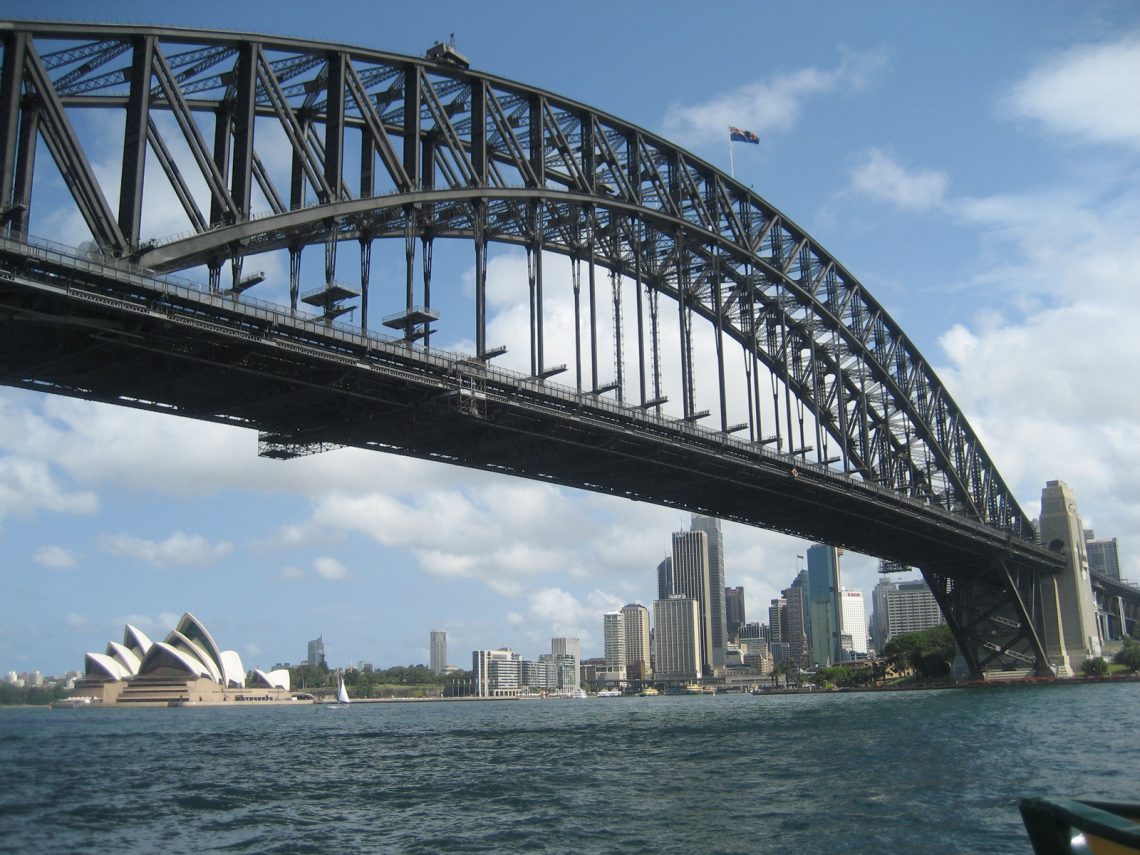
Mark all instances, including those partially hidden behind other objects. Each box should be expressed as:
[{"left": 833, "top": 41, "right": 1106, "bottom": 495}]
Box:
[{"left": 0, "top": 22, "right": 1066, "bottom": 675}]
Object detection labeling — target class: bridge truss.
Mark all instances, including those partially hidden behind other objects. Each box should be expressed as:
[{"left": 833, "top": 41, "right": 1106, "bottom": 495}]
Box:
[{"left": 0, "top": 21, "right": 1081, "bottom": 676}]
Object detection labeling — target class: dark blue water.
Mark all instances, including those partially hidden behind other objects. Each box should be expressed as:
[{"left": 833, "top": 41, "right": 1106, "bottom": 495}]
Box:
[{"left": 1, "top": 683, "right": 1136, "bottom": 853}]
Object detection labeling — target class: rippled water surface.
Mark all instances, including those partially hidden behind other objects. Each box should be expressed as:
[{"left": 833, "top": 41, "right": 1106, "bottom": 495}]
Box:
[{"left": 1, "top": 682, "right": 1137, "bottom": 853}]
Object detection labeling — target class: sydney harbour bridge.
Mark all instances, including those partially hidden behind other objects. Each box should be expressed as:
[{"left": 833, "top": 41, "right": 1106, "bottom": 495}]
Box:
[{"left": 0, "top": 21, "right": 1134, "bottom": 678}]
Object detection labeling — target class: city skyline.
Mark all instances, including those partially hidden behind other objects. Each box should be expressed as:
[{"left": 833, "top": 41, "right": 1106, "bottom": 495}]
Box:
[{"left": 3, "top": 2, "right": 1139, "bottom": 677}]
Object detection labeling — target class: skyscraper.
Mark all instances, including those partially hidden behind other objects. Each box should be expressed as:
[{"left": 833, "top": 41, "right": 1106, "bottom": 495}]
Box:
[
  {"left": 653, "top": 596, "right": 702, "bottom": 682},
  {"left": 1085, "top": 532, "right": 1121, "bottom": 580},
  {"left": 781, "top": 571, "right": 809, "bottom": 669},
  {"left": 603, "top": 611, "right": 627, "bottom": 670},
  {"left": 769, "top": 597, "right": 785, "bottom": 644},
  {"left": 672, "top": 529, "right": 714, "bottom": 676},
  {"left": 870, "top": 576, "right": 944, "bottom": 653},
  {"left": 430, "top": 629, "right": 447, "bottom": 674},
  {"left": 725, "top": 586, "right": 746, "bottom": 641},
  {"left": 691, "top": 515, "right": 728, "bottom": 672},
  {"left": 657, "top": 556, "right": 674, "bottom": 601},
  {"left": 807, "top": 544, "right": 842, "bottom": 666},
  {"left": 839, "top": 590, "right": 868, "bottom": 656},
  {"left": 552, "top": 637, "right": 581, "bottom": 691},
  {"left": 621, "top": 603, "right": 652, "bottom": 680},
  {"left": 306, "top": 635, "right": 325, "bottom": 668}
]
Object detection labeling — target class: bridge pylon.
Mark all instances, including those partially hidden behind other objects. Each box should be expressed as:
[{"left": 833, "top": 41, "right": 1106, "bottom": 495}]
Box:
[{"left": 1036, "top": 480, "right": 1103, "bottom": 676}]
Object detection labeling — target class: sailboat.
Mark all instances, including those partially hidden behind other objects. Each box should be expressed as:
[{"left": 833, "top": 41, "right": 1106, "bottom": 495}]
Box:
[{"left": 318, "top": 671, "right": 351, "bottom": 706}]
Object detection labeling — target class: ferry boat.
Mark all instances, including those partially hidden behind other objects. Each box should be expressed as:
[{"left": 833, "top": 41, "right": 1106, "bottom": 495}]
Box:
[
  {"left": 1021, "top": 797, "right": 1140, "bottom": 853},
  {"left": 596, "top": 688, "right": 621, "bottom": 697},
  {"left": 50, "top": 695, "right": 101, "bottom": 708},
  {"left": 684, "top": 683, "right": 704, "bottom": 695},
  {"left": 638, "top": 686, "right": 659, "bottom": 697}
]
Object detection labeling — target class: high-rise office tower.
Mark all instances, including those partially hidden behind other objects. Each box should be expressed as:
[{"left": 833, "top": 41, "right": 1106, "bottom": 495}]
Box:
[
  {"left": 672, "top": 529, "right": 714, "bottom": 676},
  {"left": 621, "top": 603, "right": 652, "bottom": 680},
  {"left": 769, "top": 598, "right": 785, "bottom": 644},
  {"left": 657, "top": 556, "right": 674, "bottom": 601},
  {"left": 870, "top": 576, "right": 945, "bottom": 653},
  {"left": 807, "top": 544, "right": 842, "bottom": 666},
  {"left": 552, "top": 637, "right": 581, "bottom": 690},
  {"left": 306, "top": 635, "right": 325, "bottom": 668},
  {"left": 691, "top": 515, "right": 728, "bottom": 672},
  {"left": 725, "top": 586, "right": 746, "bottom": 641},
  {"left": 839, "top": 590, "right": 868, "bottom": 656},
  {"left": 603, "top": 611, "right": 627, "bottom": 670},
  {"left": 430, "top": 629, "right": 447, "bottom": 674},
  {"left": 1085, "top": 531, "right": 1121, "bottom": 580},
  {"left": 653, "top": 596, "right": 702, "bottom": 682},
  {"left": 781, "top": 570, "right": 810, "bottom": 669}
]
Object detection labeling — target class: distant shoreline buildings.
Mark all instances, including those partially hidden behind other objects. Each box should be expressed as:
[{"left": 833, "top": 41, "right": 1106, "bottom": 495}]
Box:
[{"left": 31, "top": 512, "right": 1126, "bottom": 694}]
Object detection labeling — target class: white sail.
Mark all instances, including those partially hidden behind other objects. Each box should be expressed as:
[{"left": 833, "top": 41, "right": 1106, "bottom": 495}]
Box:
[{"left": 336, "top": 673, "right": 350, "bottom": 704}]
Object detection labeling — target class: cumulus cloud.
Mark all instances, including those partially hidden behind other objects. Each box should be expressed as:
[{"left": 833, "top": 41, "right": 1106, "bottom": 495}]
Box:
[
  {"left": 313, "top": 556, "right": 350, "bottom": 581},
  {"left": 529, "top": 586, "right": 620, "bottom": 625},
  {"left": 0, "top": 455, "right": 98, "bottom": 521},
  {"left": 850, "top": 148, "right": 948, "bottom": 211},
  {"left": 926, "top": 44, "right": 1140, "bottom": 563},
  {"left": 0, "top": 388, "right": 489, "bottom": 507},
  {"left": 1005, "top": 33, "right": 1140, "bottom": 151},
  {"left": 34, "top": 545, "right": 77, "bottom": 570},
  {"left": 662, "top": 48, "right": 887, "bottom": 147},
  {"left": 99, "top": 531, "right": 234, "bottom": 568}
]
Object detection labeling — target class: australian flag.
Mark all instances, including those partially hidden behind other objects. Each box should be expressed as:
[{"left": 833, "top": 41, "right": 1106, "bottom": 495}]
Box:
[{"left": 729, "top": 126, "right": 760, "bottom": 144}]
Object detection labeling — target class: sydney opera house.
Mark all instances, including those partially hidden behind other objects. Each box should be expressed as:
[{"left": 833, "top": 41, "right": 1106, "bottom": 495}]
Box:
[{"left": 73, "top": 612, "right": 300, "bottom": 706}]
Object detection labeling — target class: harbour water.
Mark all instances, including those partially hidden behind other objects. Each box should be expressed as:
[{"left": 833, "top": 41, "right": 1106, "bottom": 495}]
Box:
[{"left": 1, "top": 682, "right": 1136, "bottom": 853}]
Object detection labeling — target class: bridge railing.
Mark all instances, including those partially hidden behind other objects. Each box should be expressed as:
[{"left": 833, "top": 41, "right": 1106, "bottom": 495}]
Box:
[{"left": 0, "top": 231, "right": 1024, "bottom": 545}]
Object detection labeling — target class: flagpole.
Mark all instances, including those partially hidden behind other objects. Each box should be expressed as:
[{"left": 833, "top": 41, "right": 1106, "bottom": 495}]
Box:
[{"left": 729, "top": 132, "right": 735, "bottom": 178}]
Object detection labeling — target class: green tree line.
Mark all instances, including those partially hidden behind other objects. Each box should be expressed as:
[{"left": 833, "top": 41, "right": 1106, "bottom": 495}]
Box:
[
  {"left": 0, "top": 683, "right": 68, "bottom": 706},
  {"left": 290, "top": 662, "right": 453, "bottom": 699}
]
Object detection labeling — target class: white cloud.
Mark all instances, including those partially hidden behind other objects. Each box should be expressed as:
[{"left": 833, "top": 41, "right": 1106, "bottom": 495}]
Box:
[
  {"left": 99, "top": 531, "right": 234, "bottom": 568},
  {"left": 935, "top": 170, "right": 1140, "bottom": 569},
  {"left": 313, "top": 556, "right": 350, "bottom": 581},
  {"left": 662, "top": 49, "right": 886, "bottom": 147},
  {"left": 34, "top": 546, "right": 77, "bottom": 570},
  {"left": 0, "top": 455, "right": 98, "bottom": 521},
  {"left": 850, "top": 148, "right": 948, "bottom": 211},
  {"left": 527, "top": 586, "right": 624, "bottom": 644},
  {"left": 112, "top": 611, "right": 183, "bottom": 637},
  {"left": 1005, "top": 33, "right": 1140, "bottom": 151}
]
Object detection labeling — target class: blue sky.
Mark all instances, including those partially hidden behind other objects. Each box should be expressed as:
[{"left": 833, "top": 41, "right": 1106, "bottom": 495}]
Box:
[{"left": 3, "top": 1, "right": 1140, "bottom": 677}]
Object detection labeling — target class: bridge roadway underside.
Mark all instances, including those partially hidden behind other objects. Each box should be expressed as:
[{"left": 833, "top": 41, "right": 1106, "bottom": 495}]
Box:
[{"left": 0, "top": 247, "right": 1051, "bottom": 584}]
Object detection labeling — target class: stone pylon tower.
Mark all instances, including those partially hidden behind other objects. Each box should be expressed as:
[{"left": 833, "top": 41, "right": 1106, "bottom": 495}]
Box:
[{"left": 1037, "top": 480, "right": 1102, "bottom": 676}]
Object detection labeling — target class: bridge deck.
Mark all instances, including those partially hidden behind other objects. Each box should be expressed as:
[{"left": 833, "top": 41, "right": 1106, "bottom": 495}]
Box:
[{"left": 0, "top": 237, "right": 1059, "bottom": 580}]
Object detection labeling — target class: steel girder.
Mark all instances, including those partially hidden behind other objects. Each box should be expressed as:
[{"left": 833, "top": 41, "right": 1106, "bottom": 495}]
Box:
[
  {"left": 0, "top": 22, "right": 1034, "bottom": 545},
  {"left": 0, "top": 24, "right": 1035, "bottom": 556},
  {"left": 0, "top": 232, "right": 1067, "bottom": 674},
  {"left": 1090, "top": 573, "right": 1140, "bottom": 641}
]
